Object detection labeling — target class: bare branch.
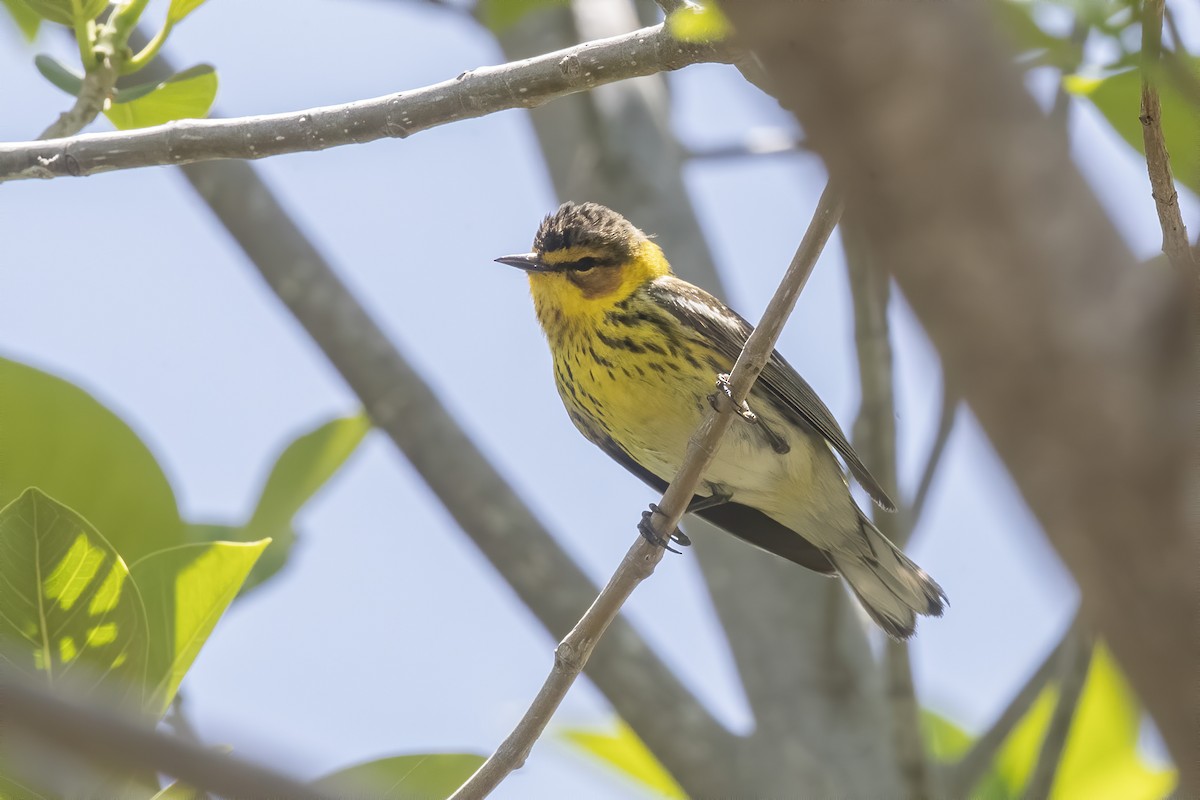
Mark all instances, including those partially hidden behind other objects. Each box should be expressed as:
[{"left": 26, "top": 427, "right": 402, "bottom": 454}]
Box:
[
  {"left": 39, "top": 57, "right": 116, "bottom": 140},
  {"left": 1024, "top": 621, "right": 1091, "bottom": 800},
  {"left": 1140, "top": 0, "right": 1196, "bottom": 276},
  {"left": 0, "top": 24, "right": 734, "bottom": 182},
  {"left": 450, "top": 183, "right": 844, "bottom": 800},
  {"left": 106, "top": 24, "right": 738, "bottom": 793},
  {"left": 905, "top": 381, "right": 958, "bottom": 536},
  {"left": 687, "top": 128, "right": 805, "bottom": 160},
  {"left": 0, "top": 679, "right": 331, "bottom": 800},
  {"left": 721, "top": 1, "right": 1194, "bottom": 788},
  {"left": 845, "top": 217, "right": 933, "bottom": 800},
  {"left": 948, "top": 615, "right": 1080, "bottom": 798},
  {"left": 492, "top": 8, "right": 888, "bottom": 792}
]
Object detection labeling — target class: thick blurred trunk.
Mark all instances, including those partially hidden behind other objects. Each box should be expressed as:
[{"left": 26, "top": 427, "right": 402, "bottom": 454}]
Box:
[{"left": 722, "top": 0, "right": 1196, "bottom": 790}]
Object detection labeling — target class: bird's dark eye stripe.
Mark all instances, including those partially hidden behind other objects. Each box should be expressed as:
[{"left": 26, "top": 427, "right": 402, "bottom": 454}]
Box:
[{"left": 555, "top": 256, "right": 613, "bottom": 272}]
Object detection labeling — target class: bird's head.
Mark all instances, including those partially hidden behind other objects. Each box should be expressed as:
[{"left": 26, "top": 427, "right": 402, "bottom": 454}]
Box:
[{"left": 496, "top": 202, "right": 671, "bottom": 325}]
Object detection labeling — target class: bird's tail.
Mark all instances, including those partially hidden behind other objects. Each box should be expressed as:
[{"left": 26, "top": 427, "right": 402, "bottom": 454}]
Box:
[{"left": 828, "top": 515, "right": 947, "bottom": 640}]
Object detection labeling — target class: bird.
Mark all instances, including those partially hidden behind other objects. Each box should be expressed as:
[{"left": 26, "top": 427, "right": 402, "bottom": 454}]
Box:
[{"left": 496, "top": 201, "right": 945, "bottom": 639}]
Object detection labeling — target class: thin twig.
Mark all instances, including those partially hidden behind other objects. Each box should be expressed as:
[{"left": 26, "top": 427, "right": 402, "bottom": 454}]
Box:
[
  {"left": 1140, "top": 0, "right": 1196, "bottom": 277},
  {"left": 38, "top": 56, "right": 116, "bottom": 140},
  {"left": 449, "top": 183, "right": 844, "bottom": 800},
  {"left": 948, "top": 614, "right": 1081, "bottom": 797},
  {"left": 0, "top": 679, "right": 332, "bottom": 800},
  {"left": 104, "top": 21, "right": 739, "bottom": 789},
  {"left": 906, "top": 381, "right": 958, "bottom": 537},
  {"left": 1024, "top": 620, "right": 1091, "bottom": 800},
  {"left": 845, "top": 216, "right": 933, "bottom": 800},
  {"left": 1162, "top": 5, "right": 1187, "bottom": 56},
  {"left": 1, "top": 23, "right": 734, "bottom": 182},
  {"left": 686, "top": 129, "right": 806, "bottom": 160},
  {"left": 1048, "top": 19, "right": 1089, "bottom": 137}
]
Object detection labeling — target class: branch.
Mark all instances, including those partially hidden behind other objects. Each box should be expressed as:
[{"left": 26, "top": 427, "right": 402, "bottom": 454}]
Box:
[
  {"left": 948, "top": 614, "right": 1081, "bottom": 798},
  {"left": 845, "top": 216, "right": 933, "bottom": 800},
  {"left": 450, "top": 182, "right": 844, "bottom": 800},
  {"left": 102, "top": 26, "right": 738, "bottom": 792},
  {"left": 721, "top": 1, "right": 1194, "bottom": 789},
  {"left": 490, "top": 8, "right": 886, "bottom": 793},
  {"left": 0, "top": 23, "right": 734, "bottom": 182},
  {"left": 0, "top": 679, "right": 331, "bottom": 800},
  {"left": 38, "top": 56, "right": 116, "bottom": 140},
  {"left": 1140, "top": 0, "right": 1196, "bottom": 277},
  {"left": 905, "top": 381, "right": 958, "bottom": 537},
  {"left": 1024, "top": 621, "right": 1091, "bottom": 800}
]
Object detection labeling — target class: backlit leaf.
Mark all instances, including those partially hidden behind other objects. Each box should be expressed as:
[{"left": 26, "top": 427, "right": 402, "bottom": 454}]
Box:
[
  {"left": 563, "top": 721, "right": 685, "bottom": 798},
  {"left": 104, "top": 64, "right": 217, "bottom": 130},
  {"left": 129, "top": 539, "right": 268, "bottom": 715},
  {"left": 477, "top": 0, "right": 565, "bottom": 33},
  {"left": 167, "top": 0, "right": 209, "bottom": 24},
  {"left": 0, "top": 489, "right": 149, "bottom": 706},
  {"left": 666, "top": 3, "right": 731, "bottom": 43},
  {"left": 2, "top": 0, "right": 41, "bottom": 40},
  {"left": 186, "top": 413, "right": 369, "bottom": 594},
  {"left": 314, "top": 754, "right": 486, "bottom": 799},
  {"left": 22, "top": 0, "right": 104, "bottom": 26},
  {"left": 0, "top": 356, "right": 185, "bottom": 564},
  {"left": 1065, "top": 60, "right": 1200, "bottom": 194}
]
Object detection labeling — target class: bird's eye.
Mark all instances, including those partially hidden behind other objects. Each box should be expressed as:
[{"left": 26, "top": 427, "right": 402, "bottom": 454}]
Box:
[{"left": 573, "top": 257, "right": 600, "bottom": 272}]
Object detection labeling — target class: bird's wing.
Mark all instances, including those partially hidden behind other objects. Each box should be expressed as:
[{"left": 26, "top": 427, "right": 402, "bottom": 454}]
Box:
[
  {"left": 647, "top": 276, "right": 897, "bottom": 512},
  {"left": 585, "top": 426, "right": 836, "bottom": 574}
]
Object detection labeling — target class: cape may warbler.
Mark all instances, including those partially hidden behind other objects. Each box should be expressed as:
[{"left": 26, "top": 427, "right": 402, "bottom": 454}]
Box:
[{"left": 497, "top": 202, "right": 945, "bottom": 639}]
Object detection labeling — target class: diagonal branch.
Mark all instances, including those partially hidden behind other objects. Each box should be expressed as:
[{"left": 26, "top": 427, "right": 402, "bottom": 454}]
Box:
[
  {"left": 845, "top": 215, "right": 933, "bottom": 800},
  {"left": 490, "top": 9, "right": 890, "bottom": 795},
  {"left": 947, "top": 613, "right": 1081, "bottom": 798},
  {"left": 905, "top": 380, "right": 958, "bottom": 538},
  {"left": 1139, "top": 0, "right": 1196, "bottom": 277},
  {"left": 0, "top": 678, "right": 332, "bottom": 800},
  {"left": 110, "top": 31, "right": 736, "bottom": 795},
  {"left": 449, "top": 182, "right": 844, "bottom": 800},
  {"left": 1023, "top": 620, "right": 1091, "bottom": 800},
  {"left": 0, "top": 23, "right": 734, "bottom": 182}
]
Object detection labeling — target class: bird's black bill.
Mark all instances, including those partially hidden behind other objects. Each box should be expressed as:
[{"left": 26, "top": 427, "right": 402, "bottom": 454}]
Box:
[{"left": 495, "top": 253, "right": 551, "bottom": 273}]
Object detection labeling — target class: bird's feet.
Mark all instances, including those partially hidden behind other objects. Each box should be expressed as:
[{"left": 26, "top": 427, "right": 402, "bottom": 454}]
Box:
[
  {"left": 638, "top": 503, "right": 692, "bottom": 554},
  {"left": 710, "top": 374, "right": 790, "bottom": 454},
  {"left": 710, "top": 373, "right": 758, "bottom": 422}
]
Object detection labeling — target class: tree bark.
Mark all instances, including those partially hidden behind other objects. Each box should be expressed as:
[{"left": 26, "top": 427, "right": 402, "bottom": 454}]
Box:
[{"left": 722, "top": 1, "right": 1196, "bottom": 790}]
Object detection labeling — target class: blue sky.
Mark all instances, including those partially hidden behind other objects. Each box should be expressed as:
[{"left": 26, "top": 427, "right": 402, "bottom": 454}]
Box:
[{"left": 1, "top": 1, "right": 1195, "bottom": 796}]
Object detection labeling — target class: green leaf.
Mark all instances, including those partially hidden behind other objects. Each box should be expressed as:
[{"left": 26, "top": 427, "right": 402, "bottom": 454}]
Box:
[
  {"left": 563, "top": 721, "right": 685, "bottom": 798},
  {"left": 477, "top": 0, "right": 566, "bottom": 34},
  {"left": 33, "top": 52, "right": 82, "bottom": 96},
  {"left": 994, "top": 684, "right": 1059, "bottom": 794},
  {"left": 922, "top": 709, "right": 973, "bottom": 761},
  {"left": 167, "top": 0, "right": 208, "bottom": 24},
  {"left": 2, "top": 0, "right": 41, "bottom": 40},
  {"left": 0, "top": 489, "right": 149, "bottom": 706},
  {"left": 187, "top": 413, "right": 369, "bottom": 594},
  {"left": 104, "top": 64, "right": 217, "bottom": 130},
  {"left": 22, "top": 0, "right": 105, "bottom": 26},
  {"left": 1065, "top": 60, "right": 1200, "bottom": 195},
  {"left": 1050, "top": 646, "right": 1175, "bottom": 800},
  {"left": 313, "top": 754, "right": 486, "bottom": 799},
  {"left": 129, "top": 540, "right": 268, "bottom": 715},
  {"left": 150, "top": 782, "right": 205, "bottom": 800},
  {"left": 0, "top": 356, "right": 185, "bottom": 564},
  {"left": 666, "top": 3, "right": 731, "bottom": 43},
  {"left": 990, "top": 0, "right": 1083, "bottom": 68}
]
